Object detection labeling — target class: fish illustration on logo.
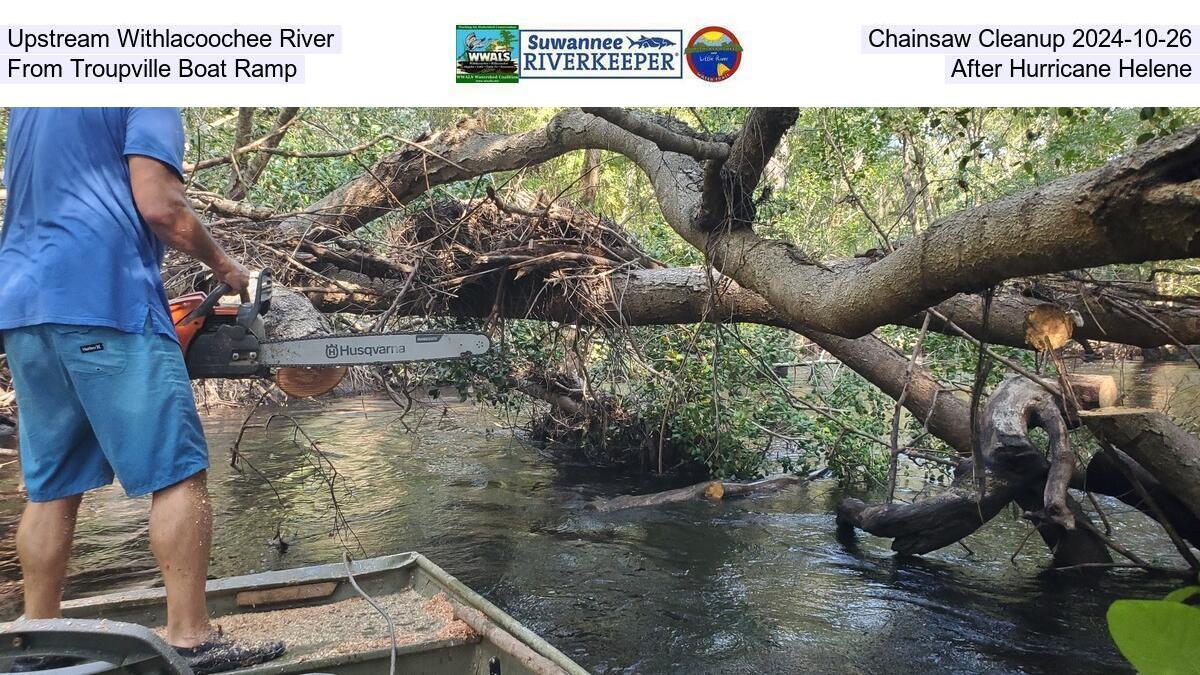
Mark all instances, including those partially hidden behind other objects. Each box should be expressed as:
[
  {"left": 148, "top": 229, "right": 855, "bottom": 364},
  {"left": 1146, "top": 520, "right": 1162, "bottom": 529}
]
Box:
[{"left": 626, "top": 35, "right": 676, "bottom": 49}]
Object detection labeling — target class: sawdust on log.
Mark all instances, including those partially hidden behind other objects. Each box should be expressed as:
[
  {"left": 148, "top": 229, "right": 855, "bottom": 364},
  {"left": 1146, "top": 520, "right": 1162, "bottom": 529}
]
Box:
[{"left": 156, "top": 590, "right": 476, "bottom": 664}]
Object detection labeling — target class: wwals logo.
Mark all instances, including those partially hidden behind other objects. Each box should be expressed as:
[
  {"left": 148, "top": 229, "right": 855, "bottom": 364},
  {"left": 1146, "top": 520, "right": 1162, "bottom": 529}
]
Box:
[{"left": 456, "top": 25, "right": 519, "bottom": 83}]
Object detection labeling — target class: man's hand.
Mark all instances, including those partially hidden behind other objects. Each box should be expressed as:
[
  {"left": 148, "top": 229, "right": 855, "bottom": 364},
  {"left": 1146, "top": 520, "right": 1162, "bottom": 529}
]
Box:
[{"left": 213, "top": 258, "right": 252, "bottom": 295}]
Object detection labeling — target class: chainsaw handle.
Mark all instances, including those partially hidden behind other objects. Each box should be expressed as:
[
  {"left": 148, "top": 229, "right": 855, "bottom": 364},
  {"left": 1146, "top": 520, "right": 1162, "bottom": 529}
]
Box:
[
  {"left": 180, "top": 282, "right": 232, "bottom": 325},
  {"left": 235, "top": 270, "right": 272, "bottom": 330}
]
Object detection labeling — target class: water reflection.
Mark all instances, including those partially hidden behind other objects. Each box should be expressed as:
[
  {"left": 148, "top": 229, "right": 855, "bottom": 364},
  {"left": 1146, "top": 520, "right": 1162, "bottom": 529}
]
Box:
[
  {"left": 0, "top": 395, "right": 1184, "bottom": 673},
  {"left": 1074, "top": 360, "right": 1200, "bottom": 429}
]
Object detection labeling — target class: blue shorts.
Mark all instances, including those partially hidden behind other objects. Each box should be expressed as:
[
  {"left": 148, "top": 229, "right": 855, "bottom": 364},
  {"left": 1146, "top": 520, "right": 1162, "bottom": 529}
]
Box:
[{"left": 2, "top": 321, "right": 209, "bottom": 502}]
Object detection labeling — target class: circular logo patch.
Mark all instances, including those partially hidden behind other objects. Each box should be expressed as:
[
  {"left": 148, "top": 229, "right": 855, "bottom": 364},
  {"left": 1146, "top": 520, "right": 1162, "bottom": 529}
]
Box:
[{"left": 685, "top": 27, "right": 742, "bottom": 82}]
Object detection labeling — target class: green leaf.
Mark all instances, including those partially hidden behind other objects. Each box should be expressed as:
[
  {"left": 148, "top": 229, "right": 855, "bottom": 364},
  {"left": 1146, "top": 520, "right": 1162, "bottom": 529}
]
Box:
[
  {"left": 1164, "top": 586, "right": 1200, "bottom": 605},
  {"left": 1140, "top": 107, "right": 1156, "bottom": 120},
  {"left": 1107, "top": 600, "right": 1200, "bottom": 674},
  {"left": 1057, "top": 107, "right": 1074, "bottom": 117},
  {"left": 1136, "top": 132, "right": 1156, "bottom": 145}
]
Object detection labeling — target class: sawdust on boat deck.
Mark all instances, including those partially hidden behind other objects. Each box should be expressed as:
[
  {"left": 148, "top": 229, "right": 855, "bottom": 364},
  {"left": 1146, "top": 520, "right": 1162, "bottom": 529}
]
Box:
[{"left": 159, "top": 590, "right": 476, "bottom": 663}]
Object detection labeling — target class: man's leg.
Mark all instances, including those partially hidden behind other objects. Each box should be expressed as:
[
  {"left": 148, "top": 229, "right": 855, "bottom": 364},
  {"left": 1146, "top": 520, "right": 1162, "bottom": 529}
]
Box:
[
  {"left": 5, "top": 325, "right": 113, "bottom": 622},
  {"left": 149, "top": 471, "right": 213, "bottom": 648},
  {"left": 66, "top": 324, "right": 284, "bottom": 671},
  {"left": 17, "top": 494, "right": 83, "bottom": 618}
]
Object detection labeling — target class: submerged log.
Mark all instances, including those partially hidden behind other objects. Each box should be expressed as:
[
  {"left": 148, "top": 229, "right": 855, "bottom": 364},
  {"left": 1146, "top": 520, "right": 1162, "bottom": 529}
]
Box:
[
  {"left": 837, "top": 375, "right": 1113, "bottom": 566},
  {"left": 588, "top": 474, "right": 810, "bottom": 513},
  {"left": 1082, "top": 408, "right": 1200, "bottom": 522},
  {"left": 1082, "top": 447, "right": 1200, "bottom": 548}
]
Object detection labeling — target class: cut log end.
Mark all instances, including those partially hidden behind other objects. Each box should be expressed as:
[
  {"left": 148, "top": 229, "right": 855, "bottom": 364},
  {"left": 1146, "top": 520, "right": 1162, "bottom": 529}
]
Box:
[
  {"left": 274, "top": 367, "right": 348, "bottom": 398},
  {"left": 1066, "top": 374, "right": 1121, "bottom": 409},
  {"left": 702, "top": 481, "right": 725, "bottom": 501}
]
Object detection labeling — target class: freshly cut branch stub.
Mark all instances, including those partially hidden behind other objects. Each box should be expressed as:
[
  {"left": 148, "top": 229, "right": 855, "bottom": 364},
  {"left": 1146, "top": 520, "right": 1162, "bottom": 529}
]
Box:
[{"left": 1024, "top": 304, "right": 1075, "bottom": 351}]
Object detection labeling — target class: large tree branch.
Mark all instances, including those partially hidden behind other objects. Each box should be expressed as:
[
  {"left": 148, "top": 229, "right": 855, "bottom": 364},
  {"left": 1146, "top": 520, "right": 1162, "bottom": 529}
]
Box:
[
  {"left": 580, "top": 108, "right": 730, "bottom": 160},
  {"left": 300, "top": 261, "right": 974, "bottom": 455},
  {"left": 274, "top": 111, "right": 612, "bottom": 238},
  {"left": 698, "top": 107, "right": 799, "bottom": 227},
  {"left": 700, "top": 127, "right": 1200, "bottom": 337},
  {"left": 918, "top": 290, "right": 1200, "bottom": 349}
]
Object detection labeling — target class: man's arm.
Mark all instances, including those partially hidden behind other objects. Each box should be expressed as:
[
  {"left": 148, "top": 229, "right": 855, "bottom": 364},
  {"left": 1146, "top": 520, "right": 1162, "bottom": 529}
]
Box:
[{"left": 128, "top": 155, "right": 250, "bottom": 293}]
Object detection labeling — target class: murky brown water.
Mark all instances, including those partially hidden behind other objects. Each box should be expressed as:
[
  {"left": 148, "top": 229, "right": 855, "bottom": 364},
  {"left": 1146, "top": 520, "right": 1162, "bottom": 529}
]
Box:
[{"left": 0, "top": 364, "right": 1194, "bottom": 673}]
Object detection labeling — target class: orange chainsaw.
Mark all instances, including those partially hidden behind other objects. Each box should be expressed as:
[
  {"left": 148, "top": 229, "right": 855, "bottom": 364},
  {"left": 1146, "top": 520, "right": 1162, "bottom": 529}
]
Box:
[{"left": 169, "top": 270, "right": 490, "bottom": 397}]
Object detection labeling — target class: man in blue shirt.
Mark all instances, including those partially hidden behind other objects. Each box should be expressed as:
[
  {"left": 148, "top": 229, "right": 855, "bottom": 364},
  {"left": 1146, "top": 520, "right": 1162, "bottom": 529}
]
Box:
[{"left": 0, "top": 108, "right": 284, "bottom": 673}]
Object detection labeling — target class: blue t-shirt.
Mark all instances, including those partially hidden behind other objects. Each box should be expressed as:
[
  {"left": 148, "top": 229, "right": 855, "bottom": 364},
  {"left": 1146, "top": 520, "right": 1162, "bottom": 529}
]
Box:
[{"left": 0, "top": 107, "right": 185, "bottom": 340}]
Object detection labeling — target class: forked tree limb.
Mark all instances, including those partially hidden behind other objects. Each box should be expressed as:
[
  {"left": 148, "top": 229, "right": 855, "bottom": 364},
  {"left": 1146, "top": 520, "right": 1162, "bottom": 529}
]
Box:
[{"left": 699, "top": 107, "right": 799, "bottom": 227}]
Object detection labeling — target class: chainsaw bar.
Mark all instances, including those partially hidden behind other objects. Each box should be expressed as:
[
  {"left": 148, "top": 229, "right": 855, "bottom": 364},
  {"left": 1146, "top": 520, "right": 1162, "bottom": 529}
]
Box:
[{"left": 258, "top": 331, "right": 491, "bottom": 368}]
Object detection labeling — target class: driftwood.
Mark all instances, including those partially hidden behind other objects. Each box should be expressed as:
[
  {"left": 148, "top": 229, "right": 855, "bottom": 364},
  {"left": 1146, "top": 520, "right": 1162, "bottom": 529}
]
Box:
[
  {"left": 1082, "top": 408, "right": 1200, "bottom": 522},
  {"left": 837, "top": 374, "right": 1113, "bottom": 567},
  {"left": 588, "top": 474, "right": 810, "bottom": 513}
]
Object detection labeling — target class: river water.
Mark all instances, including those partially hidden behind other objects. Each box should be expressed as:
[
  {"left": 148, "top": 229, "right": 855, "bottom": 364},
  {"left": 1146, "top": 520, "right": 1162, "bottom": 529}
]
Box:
[{"left": 1, "top": 364, "right": 1196, "bottom": 674}]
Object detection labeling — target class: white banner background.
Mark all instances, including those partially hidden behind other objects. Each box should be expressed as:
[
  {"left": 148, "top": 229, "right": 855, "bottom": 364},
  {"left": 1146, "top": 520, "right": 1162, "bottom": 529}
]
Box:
[{"left": 1, "top": 0, "right": 1198, "bottom": 105}]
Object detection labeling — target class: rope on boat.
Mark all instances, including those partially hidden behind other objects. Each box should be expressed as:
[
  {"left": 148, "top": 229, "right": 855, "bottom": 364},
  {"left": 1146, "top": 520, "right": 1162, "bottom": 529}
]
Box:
[{"left": 343, "top": 552, "right": 398, "bottom": 675}]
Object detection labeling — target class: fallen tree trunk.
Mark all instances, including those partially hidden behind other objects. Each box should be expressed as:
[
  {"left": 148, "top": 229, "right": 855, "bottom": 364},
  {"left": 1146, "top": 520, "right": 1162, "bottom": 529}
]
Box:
[
  {"left": 1082, "top": 447, "right": 1200, "bottom": 548},
  {"left": 588, "top": 473, "right": 810, "bottom": 513},
  {"left": 241, "top": 110, "right": 1200, "bottom": 345},
  {"left": 917, "top": 291, "right": 1200, "bottom": 350},
  {"left": 1082, "top": 408, "right": 1200, "bottom": 522},
  {"left": 836, "top": 375, "right": 1113, "bottom": 566}
]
